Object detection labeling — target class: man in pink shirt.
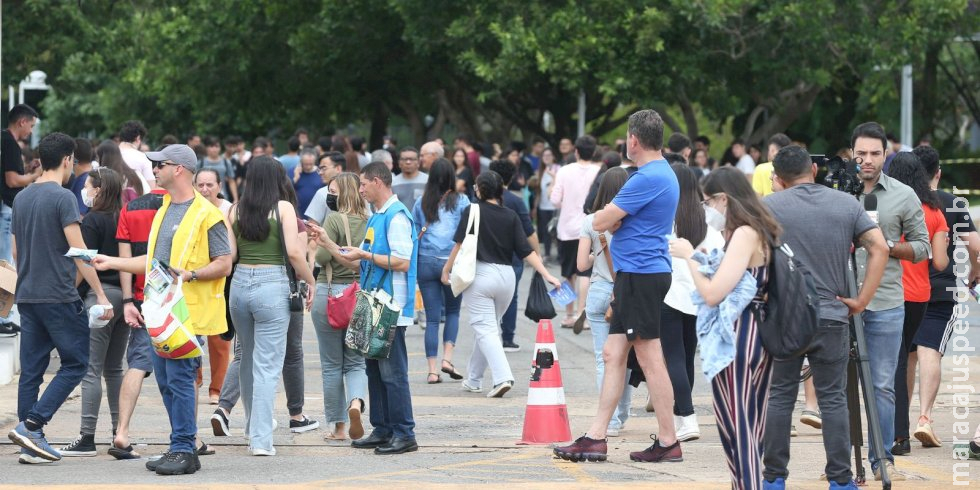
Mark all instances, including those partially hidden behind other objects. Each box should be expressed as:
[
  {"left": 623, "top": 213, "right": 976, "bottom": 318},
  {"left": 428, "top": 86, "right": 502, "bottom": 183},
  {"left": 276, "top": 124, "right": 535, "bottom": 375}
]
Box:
[{"left": 550, "top": 135, "right": 601, "bottom": 328}]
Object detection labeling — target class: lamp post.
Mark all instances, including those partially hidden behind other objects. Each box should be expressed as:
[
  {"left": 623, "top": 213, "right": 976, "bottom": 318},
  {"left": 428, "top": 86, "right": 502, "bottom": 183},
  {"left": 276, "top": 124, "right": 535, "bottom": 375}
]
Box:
[{"left": 18, "top": 71, "right": 51, "bottom": 147}]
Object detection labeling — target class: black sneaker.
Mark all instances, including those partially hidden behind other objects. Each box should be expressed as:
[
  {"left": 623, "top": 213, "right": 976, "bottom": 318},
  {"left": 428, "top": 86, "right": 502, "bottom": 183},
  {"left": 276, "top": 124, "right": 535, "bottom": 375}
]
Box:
[
  {"left": 210, "top": 409, "right": 230, "bottom": 437},
  {"left": 502, "top": 341, "right": 520, "bottom": 353},
  {"left": 892, "top": 438, "right": 911, "bottom": 456},
  {"left": 289, "top": 416, "right": 320, "bottom": 433},
  {"left": 145, "top": 452, "right": 170, "bottom": 472},
  {"left": 155, "top": 451, "right": 199, "bottom": 475},
  {"left": 60, "top": 433, "right": 97, "bottom": 457},
  {"left": 0, "top": 322, "right": 17, "bottom": 337}
]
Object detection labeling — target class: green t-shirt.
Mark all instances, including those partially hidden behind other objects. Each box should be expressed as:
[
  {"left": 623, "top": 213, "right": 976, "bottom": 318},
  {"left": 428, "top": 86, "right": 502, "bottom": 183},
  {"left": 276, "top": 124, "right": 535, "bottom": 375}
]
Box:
[{"left": 316, "top": 212, "right": 367, "bottom": 284}]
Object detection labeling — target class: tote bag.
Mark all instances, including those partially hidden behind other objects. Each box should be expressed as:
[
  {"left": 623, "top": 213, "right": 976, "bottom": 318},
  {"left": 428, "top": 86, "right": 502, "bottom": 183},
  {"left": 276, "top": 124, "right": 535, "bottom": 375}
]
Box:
[{"left": 450, "top": 203, "right": 480, "bottom": 297}]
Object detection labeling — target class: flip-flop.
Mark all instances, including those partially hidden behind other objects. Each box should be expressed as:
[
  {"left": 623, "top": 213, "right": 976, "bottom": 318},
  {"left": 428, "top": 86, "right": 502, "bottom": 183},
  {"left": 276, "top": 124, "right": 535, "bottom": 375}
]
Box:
[
  {"left": 427, "top": 373, "right": 442, "bottom": 384},
  {"left": 347, "top": 398, "right": 365, "bottom": 441},
  {"left": 108, "top": 444, "right": 140, "bottom": 460},
  {"left": 440, "top": 360, "right": 464, "bottom": 380},
  {"left": 196, "top": 443, "right": 215, "bottom": 456}
]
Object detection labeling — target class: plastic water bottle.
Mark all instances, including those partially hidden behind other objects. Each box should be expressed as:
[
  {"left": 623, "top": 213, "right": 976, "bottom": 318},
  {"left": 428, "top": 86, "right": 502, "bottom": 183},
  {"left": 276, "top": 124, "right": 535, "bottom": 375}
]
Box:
[{"left": 89, "top": 305, "right": 112, "bottom": 328}]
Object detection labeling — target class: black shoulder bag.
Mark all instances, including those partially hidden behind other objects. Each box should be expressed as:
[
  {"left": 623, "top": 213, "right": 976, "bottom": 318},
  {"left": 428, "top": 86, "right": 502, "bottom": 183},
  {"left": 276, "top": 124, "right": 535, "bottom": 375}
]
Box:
[{"left": 273, "top": 206, "right": 304, "bottom": 312}]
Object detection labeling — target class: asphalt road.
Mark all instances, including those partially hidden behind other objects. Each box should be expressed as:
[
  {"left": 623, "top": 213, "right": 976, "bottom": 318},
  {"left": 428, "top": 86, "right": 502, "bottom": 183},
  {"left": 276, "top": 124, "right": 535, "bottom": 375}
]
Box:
[{"left": 1, "top": 260, "right": 978, "bottom": 488}]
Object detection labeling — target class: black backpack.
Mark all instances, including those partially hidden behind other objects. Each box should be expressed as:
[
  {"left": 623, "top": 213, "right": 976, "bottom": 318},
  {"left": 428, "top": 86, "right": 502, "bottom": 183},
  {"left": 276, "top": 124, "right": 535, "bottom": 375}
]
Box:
[{"left": 758, "top": 241, "right": 820, "bottom": 359}]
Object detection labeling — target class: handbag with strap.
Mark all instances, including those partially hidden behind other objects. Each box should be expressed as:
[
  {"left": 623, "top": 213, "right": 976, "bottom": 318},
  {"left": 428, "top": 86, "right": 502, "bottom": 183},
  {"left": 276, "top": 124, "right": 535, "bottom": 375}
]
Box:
[
  {"left": 598, "top": 234, "right": 616, "bottom": 323},
  {"left": 273, "top": 206, "right": 304, "bottom": 312},
  {"left": 450, "top": 202, "right": 480, "bottom": 297},
  {"left": 344, "top": 236, "right": 400, "bottom": 360},
  {"left": 326, "top": 214, "right": 360, "bottom": 329}
]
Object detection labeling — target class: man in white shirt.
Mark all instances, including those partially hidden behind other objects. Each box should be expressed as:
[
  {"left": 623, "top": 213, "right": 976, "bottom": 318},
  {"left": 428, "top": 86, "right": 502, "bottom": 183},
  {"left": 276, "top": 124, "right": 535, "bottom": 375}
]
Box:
[
  {"left": 732, "top": 139, "right": 755, "bottom": 177},
  {"left": 118, "top": 121, "right": 156, "bottom": 189}
]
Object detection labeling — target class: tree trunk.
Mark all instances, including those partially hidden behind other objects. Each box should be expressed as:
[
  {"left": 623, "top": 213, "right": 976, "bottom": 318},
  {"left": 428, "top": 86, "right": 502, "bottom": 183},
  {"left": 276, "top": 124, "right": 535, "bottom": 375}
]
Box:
[
  {"left": 368, "top": 102, "right": 388, "bottom": 151},
  {"left": 916, "top": 43, "right": 941, "bottom": 141},
  {"left": 677, "top": 88, "right": 699, "bottom": 139}
]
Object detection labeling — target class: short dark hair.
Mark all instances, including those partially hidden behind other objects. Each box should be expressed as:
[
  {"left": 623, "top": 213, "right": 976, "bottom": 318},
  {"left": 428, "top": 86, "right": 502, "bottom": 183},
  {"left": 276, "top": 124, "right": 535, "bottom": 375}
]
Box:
[
  {"left": 627, "top": 109, "right": 664, "bottom": 151},
  {"left": 317, "top": 136, "right": 332, "bottom": 152},
  {"left": 695, "top": 135, "right": 711, "bottom": 147},
  {"left": 667, "top": 133, "right": 691, "bottom": 154},
  {"left": 768, "top": 133, "right": 792, "bottom": 149},
  {"left": 454, "top": 134, "right": 473, "bottom": 146},
  {"left": 160, "top": 134, "right": 179, "bottom": 146},
  {"left": 731, "top": 138, "right": 745, "bottom": 147},
  {"left": 361, "top": 161, "right": 392, "bottom": 187},
  {"left": 224, "top": 135, "right": 243, "bottom": 147},
  {"left": 203, "top": 136, "right": 220, "bottom": 147},
  {"left": 851, "top": 122, "right": 887, "bottom": 151},
  {"left": 350, "top": 135, "right": 365, "bottom": 151},
  {"left": 253, "top": 136, "right": 271, "bottom": 149},
  {"left": 488, "top": 160, "right": 516, "bottom": 185},
  {"left": 399, "top": 145, "right": 419, "bottom": 156},
  {"left": 74, "top": 138, "right": 93, "bottom": 163},
  {"left": 119, "top": 120, "right": 147, "bottom": 143},
  {"left": 7, "top": 104, "right": 37, "bottom": 124},
  {"left": 287, "top": 136, "right": 301, "bottom": 152},
  {"left": 772, "top": 145, "right": 812, "bottom": 180},
  {"left": 38, "top": 132, "right": 76, "bottom": 170},
  {"left": 664, "top": 152, "right": 687, "bottom": 166},
  {"left": 912, "top": 145, "right": 940, "bottom": 178},
  {"left": 293, "top": 127, "right": 308, "bottom": 136},
  {"left": 329, "top": 152, "right": 346, "bottom": 170},
  {"left": 574, "top": 135, "right": 597, "bottom": 161}
]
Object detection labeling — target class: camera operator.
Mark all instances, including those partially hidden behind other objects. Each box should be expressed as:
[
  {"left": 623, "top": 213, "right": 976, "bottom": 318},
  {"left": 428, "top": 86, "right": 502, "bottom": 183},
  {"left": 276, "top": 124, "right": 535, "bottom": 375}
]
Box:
[
  {"left": 852, "top": 122, "right": 930, "bottom": 480},
  {"left": 761, "top": 145, "right": 889, "bottom": 488}
]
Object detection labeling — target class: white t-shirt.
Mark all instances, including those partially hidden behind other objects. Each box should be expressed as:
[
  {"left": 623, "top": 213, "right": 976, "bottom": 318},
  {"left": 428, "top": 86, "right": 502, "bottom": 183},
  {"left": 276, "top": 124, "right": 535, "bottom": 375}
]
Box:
[
  {"left": 580, "top": 214, "right": 612, "bottom": 283},
  {"left": 664, "top": 225, "right": 725, "bottom": 314},
  {"left": 538, "top": 166, "right": 557, "bottom": 211},
  {"left": 736, "top": 155, "right": 756, "bottom": 175},
  {"left": 120, "top": 144, "right": 156, "bottom": 185}
]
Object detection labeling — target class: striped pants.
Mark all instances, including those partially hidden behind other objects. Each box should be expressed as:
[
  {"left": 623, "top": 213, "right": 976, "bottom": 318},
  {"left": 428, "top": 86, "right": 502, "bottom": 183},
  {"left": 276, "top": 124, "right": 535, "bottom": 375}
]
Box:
[{"left": 711, "top": 306, "right": 773, "bottom": 490}]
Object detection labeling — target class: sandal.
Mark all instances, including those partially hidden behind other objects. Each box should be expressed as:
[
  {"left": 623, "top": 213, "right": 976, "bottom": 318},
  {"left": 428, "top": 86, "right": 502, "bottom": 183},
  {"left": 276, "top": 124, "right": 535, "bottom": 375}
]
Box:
[
  {"left": 196, "top": 442, "right": 216, "bottom": 456},
  {"left": 347, "top": 398, "right": 365, "bottom": 440},
  {"left": 560, "top": 315, "right": 575, "bottom": 328},
  {"left": 441, "top": 360, "right": 464, "bottom": 380},
  {"left": 108, "top": 443, "right": 140, "bottom": 460},
  {"left": 572, "top": 310, "right": 587, "bottom": 335},
  {"left": 427, "top": 372, "right": 442, "bottom": 384}
]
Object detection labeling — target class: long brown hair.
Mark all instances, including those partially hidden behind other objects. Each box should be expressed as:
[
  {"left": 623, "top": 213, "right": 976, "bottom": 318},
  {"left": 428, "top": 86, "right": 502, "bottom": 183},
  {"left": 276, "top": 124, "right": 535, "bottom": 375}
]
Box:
[
  {"left": 701, "top": 167, "right": 781, "bottom": 248},
  {"left": 590, "top": 167, "right": 629, "bottom": 213},
  {"left": 87, "top": 167, "right": 124, "bottom": 216},
  {"left": 96, "top": 141, "right": 145, "bottom": 195}
]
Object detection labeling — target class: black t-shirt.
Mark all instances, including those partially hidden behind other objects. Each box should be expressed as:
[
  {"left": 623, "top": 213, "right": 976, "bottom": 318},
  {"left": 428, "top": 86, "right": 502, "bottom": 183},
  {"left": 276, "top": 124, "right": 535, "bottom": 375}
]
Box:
[
  {"left": 1, "top": 130, "right": 25, "bottom": 207},
  {"left": 81, "top": 210, "right": 121, "bottom": 288},
  {"left": 930, "top": 190, "right": 977, "bottom": 303},
  {"left": 454, "top": 201, "right": 533, "bottom": 266}
]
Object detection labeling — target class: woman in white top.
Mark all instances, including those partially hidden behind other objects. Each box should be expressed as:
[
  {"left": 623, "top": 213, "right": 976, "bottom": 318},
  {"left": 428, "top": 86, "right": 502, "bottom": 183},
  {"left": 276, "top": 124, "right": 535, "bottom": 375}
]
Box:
[
  {"left": 575, "top": 167, "right": 631, "bottom": 436},
  {"left": 534, "top": 147, "right": 559, "bottom": 259},
  {"left": 661, "top": 163, "right": 724, "bottom": 443},
  {"left": 196, "top": 169, "right": 233, "bottom": 216}
]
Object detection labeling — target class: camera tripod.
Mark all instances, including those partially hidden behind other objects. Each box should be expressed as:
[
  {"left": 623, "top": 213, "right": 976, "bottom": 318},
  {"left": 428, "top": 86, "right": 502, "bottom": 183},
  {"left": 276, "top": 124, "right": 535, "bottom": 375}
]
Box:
[{"left": 844, "top": 252, "right": 891, "bottom": 488}]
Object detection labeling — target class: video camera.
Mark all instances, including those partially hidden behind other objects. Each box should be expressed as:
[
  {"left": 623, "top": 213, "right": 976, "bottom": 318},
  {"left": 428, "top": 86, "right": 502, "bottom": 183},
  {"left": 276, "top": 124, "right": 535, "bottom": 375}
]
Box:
[{"left": 816, "top": 154, "right": 863, "bottom": 197}]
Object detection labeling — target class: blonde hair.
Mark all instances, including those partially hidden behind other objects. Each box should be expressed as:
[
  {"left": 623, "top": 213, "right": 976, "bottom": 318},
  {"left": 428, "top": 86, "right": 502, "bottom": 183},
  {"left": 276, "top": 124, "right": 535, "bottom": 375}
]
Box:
[{"left": 334, "top": 172, "right": 367, "bottom": 219}]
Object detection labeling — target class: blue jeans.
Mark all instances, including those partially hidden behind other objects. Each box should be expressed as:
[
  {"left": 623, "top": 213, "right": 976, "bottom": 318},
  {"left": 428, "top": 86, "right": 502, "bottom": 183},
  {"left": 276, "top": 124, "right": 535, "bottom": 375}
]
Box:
[
  {"left": 500, "top": 259, "right": 524, "bottom": 343},
  {"left": 312, "top": 283, "right": 367, "bottom": 425},
  {"left": 151, "top": 347, "right": 201, "bottom": 453},
  {"left": 366, "top": 325, "right": 415, "bottom": 439},
  {"left": 230, "top": 266, "right": 290, "bottom": 451},
  {"left": 0, "top": 203, "right": 15, "bottom": 324},
  {"left": 584, "top": 280, "right": 631, "bottom": 430},
  {"left": 17, "top": 302, "right": 89, "bottom": 426},
  {"left": 418, "top": 255, "right": 461, "bottom": 358},
  {"left": 862, "top": 306, "right": 904, "bottom": 468}
]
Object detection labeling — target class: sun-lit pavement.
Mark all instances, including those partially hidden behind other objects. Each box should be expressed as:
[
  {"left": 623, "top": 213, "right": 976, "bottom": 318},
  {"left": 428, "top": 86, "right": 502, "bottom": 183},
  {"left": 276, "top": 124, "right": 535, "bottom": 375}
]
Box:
[{"left": 1, "top": 261, "right": 977, "bottom": 488}]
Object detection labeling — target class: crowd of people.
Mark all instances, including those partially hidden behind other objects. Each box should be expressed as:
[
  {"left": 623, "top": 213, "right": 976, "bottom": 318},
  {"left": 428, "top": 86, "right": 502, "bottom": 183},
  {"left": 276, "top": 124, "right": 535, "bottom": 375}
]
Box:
[{"left": 2, "top": 103, "right": 979, "bottom": 488}]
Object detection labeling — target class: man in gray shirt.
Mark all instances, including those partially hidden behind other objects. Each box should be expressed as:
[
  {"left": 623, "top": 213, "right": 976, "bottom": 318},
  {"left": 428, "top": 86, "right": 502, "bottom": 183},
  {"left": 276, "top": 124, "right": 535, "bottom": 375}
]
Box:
[
  {"left": 852, "top": 122, "right": 929, "bottom": 481},
  {"left": 391, "top": 146, "right": 427, "bottom": 208},
  {"left": 761, "top": 145, "right": 888, "bottom": 488}
]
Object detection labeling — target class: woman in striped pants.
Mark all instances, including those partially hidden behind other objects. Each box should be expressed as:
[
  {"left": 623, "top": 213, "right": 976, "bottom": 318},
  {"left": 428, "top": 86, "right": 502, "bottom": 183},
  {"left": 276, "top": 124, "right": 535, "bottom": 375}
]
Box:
[{"left": 669, "top": 167, "right": 780, "bottom": 489}]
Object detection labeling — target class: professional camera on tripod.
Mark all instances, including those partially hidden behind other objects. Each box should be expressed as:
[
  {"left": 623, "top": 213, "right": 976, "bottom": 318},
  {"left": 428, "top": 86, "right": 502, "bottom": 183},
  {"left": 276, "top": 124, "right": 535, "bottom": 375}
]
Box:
[{"left": 816, "top": 154, "right": 891, "bottom": 487}]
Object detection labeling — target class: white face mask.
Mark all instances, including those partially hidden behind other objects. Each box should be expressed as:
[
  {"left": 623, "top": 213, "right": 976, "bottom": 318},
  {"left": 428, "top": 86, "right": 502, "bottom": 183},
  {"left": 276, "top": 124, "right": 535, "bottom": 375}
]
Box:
[
  {"left": 704, "top": 203, "right": 726, "bottom": 231},
  {"left": 82, "top": 188, "right": 95, "bottom": 208}
]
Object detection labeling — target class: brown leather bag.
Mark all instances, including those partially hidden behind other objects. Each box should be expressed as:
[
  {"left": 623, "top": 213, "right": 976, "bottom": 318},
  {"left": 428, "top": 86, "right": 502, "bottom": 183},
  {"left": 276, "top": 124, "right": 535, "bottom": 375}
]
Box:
[{"left": 598, "top": 234, "right": 616, "bottom": 323}]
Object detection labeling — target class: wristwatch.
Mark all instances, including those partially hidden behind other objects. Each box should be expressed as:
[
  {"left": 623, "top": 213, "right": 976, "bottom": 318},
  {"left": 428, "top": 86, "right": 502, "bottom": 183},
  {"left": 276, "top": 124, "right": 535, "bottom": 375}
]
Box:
[
  {"left": 189, "top": 270, "right": 199, "bottom": 282},
  {"left": 886, "top": 240, "right": 895, "bottom": 253}
]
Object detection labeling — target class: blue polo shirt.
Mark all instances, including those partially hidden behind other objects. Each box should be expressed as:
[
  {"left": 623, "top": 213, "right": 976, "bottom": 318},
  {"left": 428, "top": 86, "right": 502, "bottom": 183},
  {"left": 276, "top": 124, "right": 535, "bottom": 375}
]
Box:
[{"left": 610, "top": 159, "right": 678, "bottom": 274}]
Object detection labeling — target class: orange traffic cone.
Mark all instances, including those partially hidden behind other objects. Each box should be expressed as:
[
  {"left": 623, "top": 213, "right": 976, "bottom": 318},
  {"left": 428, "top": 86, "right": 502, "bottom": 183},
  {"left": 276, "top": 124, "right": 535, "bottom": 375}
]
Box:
[{"left": 518, "top": 319, "right": 572, "bottom": 445}]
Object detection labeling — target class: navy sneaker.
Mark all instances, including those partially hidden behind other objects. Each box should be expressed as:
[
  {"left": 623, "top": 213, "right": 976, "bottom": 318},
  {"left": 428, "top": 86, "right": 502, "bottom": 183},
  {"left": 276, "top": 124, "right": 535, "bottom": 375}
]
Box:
[
  {"left": 8, "top": 422, "right": 61, "bottom": 461},
  {"left": 18, "top": 447, "right": 53, "bottom": 465},
  {"left": 762, "top": 477, "right": 785, "bottom": 490}
]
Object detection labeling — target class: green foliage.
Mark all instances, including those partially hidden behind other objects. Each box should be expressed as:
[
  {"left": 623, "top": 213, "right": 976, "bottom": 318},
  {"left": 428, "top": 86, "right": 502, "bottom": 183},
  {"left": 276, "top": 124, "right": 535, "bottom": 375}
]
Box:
[{"left": 2, "top": 0, "right": 977, "bottom": 153}]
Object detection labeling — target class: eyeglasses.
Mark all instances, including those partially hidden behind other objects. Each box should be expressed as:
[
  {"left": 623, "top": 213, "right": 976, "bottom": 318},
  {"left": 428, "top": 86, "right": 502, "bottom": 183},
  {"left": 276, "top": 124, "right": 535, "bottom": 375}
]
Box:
[
  {"left": 701, "top": 193, "right": 723, "bottom": 205},
  {"left": 400, "top": 157, "right": 418, "bottom": 162},
  {"left": 154, "top": 161, "right": 180, "bottom": 169}
]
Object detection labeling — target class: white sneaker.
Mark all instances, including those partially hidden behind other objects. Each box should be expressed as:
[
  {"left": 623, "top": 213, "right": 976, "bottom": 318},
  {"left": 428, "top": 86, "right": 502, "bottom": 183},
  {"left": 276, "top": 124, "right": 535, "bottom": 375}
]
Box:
[
  {"left": 461, "top": 380, "right": 482, "bottom": 393},
  {"left": 605, "top": 426, "right": 621, "bottom": 437},
  {"left": 487, "top": 380, "right": 514, "bottom": 398},
  {"left": 674, "top": 414, "right": 701, "bottom": 442},
  {"left": 249, "top": 446, "right": 276, "bottom": 456}
]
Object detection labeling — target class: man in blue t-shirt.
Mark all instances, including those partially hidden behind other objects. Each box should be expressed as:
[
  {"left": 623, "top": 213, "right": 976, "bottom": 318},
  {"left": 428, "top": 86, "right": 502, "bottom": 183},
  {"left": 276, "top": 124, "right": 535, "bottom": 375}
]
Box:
[{"left": 555, "top": 109, "right": 681, "bottom": 464}]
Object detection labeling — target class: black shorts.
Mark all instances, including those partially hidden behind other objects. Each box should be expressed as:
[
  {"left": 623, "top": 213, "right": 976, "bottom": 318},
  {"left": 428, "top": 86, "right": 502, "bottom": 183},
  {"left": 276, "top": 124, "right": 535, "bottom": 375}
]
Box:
[
  {"left": 901, "top": 301, "right": 929, "bottom": 353},
  {"left": 558, "top": 239, "right": 580, "bottom": 278},
  {"left": 913, "top": 301, "right": 956, "bottom": 354},
  {"left": 609, "top": 272, "right": 672, "bottom": 340}
]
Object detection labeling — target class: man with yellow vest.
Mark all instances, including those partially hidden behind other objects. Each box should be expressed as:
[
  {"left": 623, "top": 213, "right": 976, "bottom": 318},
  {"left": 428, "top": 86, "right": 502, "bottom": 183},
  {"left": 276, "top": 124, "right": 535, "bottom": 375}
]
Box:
[
  {"left": 751, "top": 133, "right": 792, "bottom": 197},
  {"left": 94, "top": 144, "right": 232, "bottom": 475}
]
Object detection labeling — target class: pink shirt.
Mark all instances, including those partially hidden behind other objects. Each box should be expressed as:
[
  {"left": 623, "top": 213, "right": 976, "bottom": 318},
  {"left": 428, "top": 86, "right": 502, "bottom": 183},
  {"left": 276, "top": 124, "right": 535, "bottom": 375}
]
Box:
[{"left": 550, "top": 162, "right": 600, "bottom": 241}]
